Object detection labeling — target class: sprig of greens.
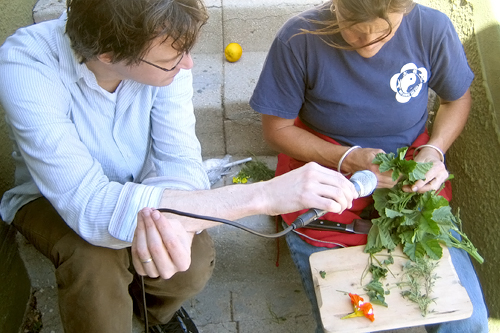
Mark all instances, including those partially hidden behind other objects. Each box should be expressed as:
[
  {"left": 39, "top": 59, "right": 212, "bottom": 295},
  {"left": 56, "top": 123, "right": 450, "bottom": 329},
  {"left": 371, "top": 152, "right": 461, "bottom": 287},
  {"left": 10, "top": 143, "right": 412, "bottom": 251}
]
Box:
[
  {"left": 398, "top": 258, "right": 440, "bottom": 317},
  {"left": 233, "top": 158, "right": 275, "bottom": 183},
  {"left": 364, "top": 147, "right": 483, "bottom": 264},
  {"left": 365, "top": 259, "right": 390, "bottom": 306}
]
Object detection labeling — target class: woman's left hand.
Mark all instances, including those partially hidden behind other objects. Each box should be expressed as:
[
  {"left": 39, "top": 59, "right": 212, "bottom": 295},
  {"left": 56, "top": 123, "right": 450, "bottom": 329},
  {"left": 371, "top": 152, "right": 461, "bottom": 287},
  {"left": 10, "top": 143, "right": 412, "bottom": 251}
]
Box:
[{"left": 402, "top": 146, "right": 449, "bottom": 193}]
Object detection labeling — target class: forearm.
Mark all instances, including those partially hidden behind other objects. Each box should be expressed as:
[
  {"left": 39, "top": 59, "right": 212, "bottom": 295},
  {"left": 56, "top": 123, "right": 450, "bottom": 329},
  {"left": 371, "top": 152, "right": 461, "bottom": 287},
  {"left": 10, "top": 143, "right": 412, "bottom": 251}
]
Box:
[
  {"left": 158, "top": 162, "right": 358, "bottom": 233},
  {"left": 427, "top": 88, "right": 471, "bottom": 153},
  {"left": 406, "top": 89, "right": 471, "bottom": 193},
  {"left": 262, "top": 115, "right": 348, "bottom": 169},
  {"left": 158, "top": 182, "right": 267, "bottom": 232}
]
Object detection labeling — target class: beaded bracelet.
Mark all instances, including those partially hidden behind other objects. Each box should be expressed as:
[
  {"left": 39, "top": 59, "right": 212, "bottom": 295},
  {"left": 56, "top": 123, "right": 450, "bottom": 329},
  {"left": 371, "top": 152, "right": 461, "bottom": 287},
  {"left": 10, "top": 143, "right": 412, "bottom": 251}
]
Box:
[
  {"left": 337, "top": 145, "right": 361, "bottom": 176},
  {"left": 413, "top": 144, "right": 445, "bottom": 163}
]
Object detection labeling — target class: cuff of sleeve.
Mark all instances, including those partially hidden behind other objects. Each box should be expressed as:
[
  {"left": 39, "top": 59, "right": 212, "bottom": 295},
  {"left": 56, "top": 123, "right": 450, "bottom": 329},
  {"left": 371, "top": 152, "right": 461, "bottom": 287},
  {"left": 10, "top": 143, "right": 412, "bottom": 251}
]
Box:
[
  {"left": 142, "top": 175, "right": 209, "bottom": 190},
  {"left": 108, "top": 183, "right": 165, "bottom": 243}
]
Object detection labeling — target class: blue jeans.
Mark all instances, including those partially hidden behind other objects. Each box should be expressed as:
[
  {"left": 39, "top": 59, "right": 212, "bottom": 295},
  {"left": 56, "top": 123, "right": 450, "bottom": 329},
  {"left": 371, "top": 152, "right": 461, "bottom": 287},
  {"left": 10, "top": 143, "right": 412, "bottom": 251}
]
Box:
[{"left": 285, "top": 229, "right": 489, "bottom": 333}]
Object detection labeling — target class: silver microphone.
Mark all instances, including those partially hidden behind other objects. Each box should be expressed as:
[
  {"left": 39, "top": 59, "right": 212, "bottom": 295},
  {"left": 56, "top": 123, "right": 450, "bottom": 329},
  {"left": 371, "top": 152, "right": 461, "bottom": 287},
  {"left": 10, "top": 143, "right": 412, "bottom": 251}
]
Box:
[
  {"left": 291, "top": 170, "right": 378, "bottom": 229},
  {"left": 349, "top": 169, "right": 378, "bottom": 197}
]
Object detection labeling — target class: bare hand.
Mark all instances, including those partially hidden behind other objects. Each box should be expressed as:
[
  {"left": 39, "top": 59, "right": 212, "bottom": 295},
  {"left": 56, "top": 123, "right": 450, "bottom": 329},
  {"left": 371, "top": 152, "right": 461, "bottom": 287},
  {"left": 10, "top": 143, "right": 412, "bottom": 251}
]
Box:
[
  {"left": 263, "top": 162, "right": 358, "bottom": 216},
  {"left": 131, "top": 208, "right": 194, "bottom": 279},
  {"left": 344, "top": 148, "right": 398, "bottom": 188},
  {"left": 403, "top": 147, "right": 449, "bottom": 193}
]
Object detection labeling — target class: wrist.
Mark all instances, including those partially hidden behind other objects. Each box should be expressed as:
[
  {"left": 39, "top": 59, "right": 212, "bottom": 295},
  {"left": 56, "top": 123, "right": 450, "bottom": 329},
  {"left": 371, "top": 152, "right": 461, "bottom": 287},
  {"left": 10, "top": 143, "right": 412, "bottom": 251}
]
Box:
[
  {"left": 337, "top": 146, "right": 361, "bottom": 176},
  {"left": 413, "top": 144, "right": 445, "bottom": 163},
  {"left": 241, "top": 181, "right": 271, "bottom": 216}
]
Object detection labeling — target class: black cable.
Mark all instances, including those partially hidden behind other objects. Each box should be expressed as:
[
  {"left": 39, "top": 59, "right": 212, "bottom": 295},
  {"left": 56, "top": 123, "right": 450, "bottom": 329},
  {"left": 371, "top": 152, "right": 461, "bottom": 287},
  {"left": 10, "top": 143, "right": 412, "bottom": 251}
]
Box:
[
  {"left": 141, "top": 275, "right": 149, "bottom": 333},
  {"left": 137, "top": 208, "right": 322, "bottom": 331},
  {"left": 157, "top": 208, "right": 299, "bottom": 238},
  {"left": 140, "top": 208, "right": 300, "bottom": 333}
]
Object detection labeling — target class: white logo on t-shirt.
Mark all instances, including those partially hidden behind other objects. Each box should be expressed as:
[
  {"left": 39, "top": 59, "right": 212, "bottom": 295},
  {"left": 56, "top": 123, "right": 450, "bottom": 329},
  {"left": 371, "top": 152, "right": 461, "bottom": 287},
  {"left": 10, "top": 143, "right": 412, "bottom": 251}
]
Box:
[{"left": 390, "top": 63, "right": 428, "bottom": 103}]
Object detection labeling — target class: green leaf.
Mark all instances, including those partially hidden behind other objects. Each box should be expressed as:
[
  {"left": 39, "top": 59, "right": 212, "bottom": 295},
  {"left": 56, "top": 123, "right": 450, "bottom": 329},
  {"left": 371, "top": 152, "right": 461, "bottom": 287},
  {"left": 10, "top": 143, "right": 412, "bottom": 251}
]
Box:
[
  {"left": 416, "top": 214, "right": 440, "bottom": 236},
  {"left": 373, "top": 152, "right": 396, "bottom": 170},
  {"left": 365, "top": 279, "right": 385, "bottom": 296},
  {"left": 373, "top": 188, "right": 391, "bottom": 214},
  {"left": 421, "top": 191, "right": 450, "bottom": 212},
  {"left": 366, "top": 146, "right": 483, "bottom": 265},
  {"left": 369, "top": 264, "right": 388, "bottom": 280},
  {"left": 364, "top": 225, "right": 383, "bottom": 254},
  {"left": 399, "top": 229, "right": 415, "bottom": 243},
  {"left": 408, "top": 162, "right": 433, "bottom": 182},
  {"left": 432, "top": 206, "right": 454, "bottom": 225},
  {"left": 365, "top": 280, "right": 389, "bottom": 307},
  {"left": 397, "top": 147, "right": 409, "bottom": 160},
  {"left": 385, "top": 208, "right": 404, "bottom": 218},
  {"left": 367, "top": 290, "right": 389, "bottom": 307},
  {"left": 419, "top": 237, "right": 443, "bottom": 260},
  {"left": 382, "top": 255, "right": 394, "bottom": 266},
  {"left": 401, "top": 210, "right": 420, "bottom": 226},
  {"left": 397, "top": 159, "right": 418, "bottom": 176},
  {"left": 379, "top": 224, "right": 397, "bottom": 251},
  {"left": 403, "top": 242, "right": 426, "bottom": 261}
]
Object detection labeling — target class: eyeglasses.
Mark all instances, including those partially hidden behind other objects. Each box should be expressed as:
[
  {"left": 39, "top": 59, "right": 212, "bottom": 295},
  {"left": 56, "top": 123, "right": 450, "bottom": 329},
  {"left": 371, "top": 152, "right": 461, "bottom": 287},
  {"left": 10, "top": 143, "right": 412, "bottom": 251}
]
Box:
[{"left": 141, "top": 53, "right": 185, "bottom": 72}]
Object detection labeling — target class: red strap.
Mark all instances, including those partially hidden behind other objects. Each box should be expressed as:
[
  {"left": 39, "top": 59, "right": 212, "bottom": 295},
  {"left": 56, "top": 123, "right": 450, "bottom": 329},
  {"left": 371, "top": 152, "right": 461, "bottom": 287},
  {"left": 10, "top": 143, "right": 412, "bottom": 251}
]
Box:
[{"left": 275, "top": 118, "right": 452, "bottom": 248}]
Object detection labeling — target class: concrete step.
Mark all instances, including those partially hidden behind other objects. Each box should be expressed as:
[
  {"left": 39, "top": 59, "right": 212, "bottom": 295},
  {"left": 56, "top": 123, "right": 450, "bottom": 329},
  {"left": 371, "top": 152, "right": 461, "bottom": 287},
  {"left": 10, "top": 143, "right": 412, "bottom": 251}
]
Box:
[
  {"left": 192, "top": 0, "right": 325, "bottom": 157},
  {"left": 192, "top": 51, "right": 272, "bottom": 157}
]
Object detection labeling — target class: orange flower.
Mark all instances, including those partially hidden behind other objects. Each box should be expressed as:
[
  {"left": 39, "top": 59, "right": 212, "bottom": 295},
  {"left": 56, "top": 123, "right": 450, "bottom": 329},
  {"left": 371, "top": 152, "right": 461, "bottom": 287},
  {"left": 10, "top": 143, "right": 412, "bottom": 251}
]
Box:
[{"left": 341, "top": 293, "right": 375, "bottom": 322}]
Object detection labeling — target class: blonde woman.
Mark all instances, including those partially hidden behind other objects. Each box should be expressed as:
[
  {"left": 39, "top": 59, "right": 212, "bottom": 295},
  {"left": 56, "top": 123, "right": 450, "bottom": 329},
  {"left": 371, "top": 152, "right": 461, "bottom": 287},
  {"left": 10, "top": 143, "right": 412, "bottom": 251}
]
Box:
[{"left": 250, "top": 0, "right": 488, "bottom": 332}]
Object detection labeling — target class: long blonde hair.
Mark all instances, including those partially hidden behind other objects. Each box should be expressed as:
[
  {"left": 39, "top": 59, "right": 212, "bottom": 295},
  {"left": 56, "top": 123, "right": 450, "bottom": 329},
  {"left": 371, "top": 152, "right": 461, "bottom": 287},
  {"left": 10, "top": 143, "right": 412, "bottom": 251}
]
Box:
[{"left": 299, "top": 0, "right": 415, "bottom": 50}]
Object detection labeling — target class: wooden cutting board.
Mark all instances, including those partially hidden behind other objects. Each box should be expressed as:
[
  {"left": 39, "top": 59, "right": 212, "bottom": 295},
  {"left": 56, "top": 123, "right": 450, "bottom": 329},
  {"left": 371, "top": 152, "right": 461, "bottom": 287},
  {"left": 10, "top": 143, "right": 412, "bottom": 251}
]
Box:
[{"left": 309, "top": 245, "right": 472, "bottom": 333}]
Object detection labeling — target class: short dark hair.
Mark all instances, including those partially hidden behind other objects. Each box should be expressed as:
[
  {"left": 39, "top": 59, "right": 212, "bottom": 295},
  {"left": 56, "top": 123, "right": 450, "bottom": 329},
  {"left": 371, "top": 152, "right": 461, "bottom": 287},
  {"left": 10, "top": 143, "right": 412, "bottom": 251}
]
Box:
[{"left": 65, "top": 0, "right": 208, "bottom": 64}]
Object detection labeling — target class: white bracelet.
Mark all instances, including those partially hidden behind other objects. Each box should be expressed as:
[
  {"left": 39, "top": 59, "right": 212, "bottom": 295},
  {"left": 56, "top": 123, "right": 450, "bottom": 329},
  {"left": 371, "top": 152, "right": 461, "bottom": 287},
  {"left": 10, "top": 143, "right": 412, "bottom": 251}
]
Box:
[
  {"left": 337, "top": 145, "right": 361, "bottom": 176},
  {"left": 413, "top": 144, "right": 445, "bottom": 163}
]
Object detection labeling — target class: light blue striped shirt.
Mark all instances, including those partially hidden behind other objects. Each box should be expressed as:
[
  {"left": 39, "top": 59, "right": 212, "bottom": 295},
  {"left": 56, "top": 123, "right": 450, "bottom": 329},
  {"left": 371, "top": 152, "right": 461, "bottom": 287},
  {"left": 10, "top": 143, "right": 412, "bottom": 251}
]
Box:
[{"left": 0, "top": 15, "right": 210, "bottom": 248}]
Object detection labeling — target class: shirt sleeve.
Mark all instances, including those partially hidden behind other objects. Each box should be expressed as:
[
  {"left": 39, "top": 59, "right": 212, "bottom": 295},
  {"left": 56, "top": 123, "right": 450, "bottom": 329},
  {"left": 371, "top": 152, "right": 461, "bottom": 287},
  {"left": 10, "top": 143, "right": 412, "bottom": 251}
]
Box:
[
  {"left": 0, "top": 54, "right": 127, "bottom": 247},
  {"left": 250, "top": 25, "right": 307, "bottom": 119},
  {"left": 108, "top": 70, "right": 210, "bottom": 243},
  {"left": 426, "top": 10, "right": 474, "bottom": 101},
  {"left": 150, "top": 69, "right": 209, "bottom": 190}
]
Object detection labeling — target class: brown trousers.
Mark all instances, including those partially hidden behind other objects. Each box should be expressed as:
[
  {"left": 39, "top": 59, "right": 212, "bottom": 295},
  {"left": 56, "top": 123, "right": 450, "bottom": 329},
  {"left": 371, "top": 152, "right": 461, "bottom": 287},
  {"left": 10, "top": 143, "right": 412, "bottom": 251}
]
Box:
[{"left": 13, "top": 197, "right": 215, "bottom": 333}]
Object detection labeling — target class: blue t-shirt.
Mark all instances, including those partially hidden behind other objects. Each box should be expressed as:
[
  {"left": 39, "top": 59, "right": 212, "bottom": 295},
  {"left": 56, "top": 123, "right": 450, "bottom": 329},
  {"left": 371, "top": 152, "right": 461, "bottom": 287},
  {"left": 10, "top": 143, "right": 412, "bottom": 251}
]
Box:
[{"left": 249, "top": 4, "right": 473, "bottom": 154}]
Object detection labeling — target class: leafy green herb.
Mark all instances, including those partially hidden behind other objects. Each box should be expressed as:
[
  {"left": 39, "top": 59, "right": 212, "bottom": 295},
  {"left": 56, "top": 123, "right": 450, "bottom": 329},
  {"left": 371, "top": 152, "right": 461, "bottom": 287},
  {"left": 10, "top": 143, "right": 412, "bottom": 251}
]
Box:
[
  {"left": 374, "top": 147, "right": 433, "bottom": 183},
  {"left": 320, "top": 270, "right": 327, "bottom": 279},
  {"left": 398, "top": 258, "right": 439, "bottom": 316},
  {"left": 233, "top": 158, "right": 275, "bottom": 183},
  {"left": 364, "top": 147, "right": 483, "bottom": 264},
  {"left": 363, "top": 255, "right": 393, "bottom": 307}
]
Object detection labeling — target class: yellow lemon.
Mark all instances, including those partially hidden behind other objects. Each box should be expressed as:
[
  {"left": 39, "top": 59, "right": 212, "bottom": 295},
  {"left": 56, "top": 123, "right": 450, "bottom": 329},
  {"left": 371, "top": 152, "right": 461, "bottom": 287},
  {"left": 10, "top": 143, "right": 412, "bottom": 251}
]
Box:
[{"left": 224, "top": 43, "right": 243, "bottom": 62}]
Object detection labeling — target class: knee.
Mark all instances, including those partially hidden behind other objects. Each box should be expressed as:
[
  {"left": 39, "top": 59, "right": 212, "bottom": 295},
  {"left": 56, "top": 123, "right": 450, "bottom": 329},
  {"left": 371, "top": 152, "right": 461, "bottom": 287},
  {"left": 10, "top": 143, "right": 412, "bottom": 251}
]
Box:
[
  {"left": 54, "top": 238, "right": 131, "bottom": 288},
  {"left": 425, "top": 305, "right": 489, "bottom": 333},
  {"left": 156, "top": 232, "right": 215, "bottom": 297}
]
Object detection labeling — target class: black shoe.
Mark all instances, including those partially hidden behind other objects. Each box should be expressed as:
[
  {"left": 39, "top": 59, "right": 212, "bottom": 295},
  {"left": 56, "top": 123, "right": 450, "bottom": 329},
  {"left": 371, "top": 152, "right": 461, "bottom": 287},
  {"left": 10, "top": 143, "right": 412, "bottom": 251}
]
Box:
[{"left": 149, "top": 307, "right": 199, "bottom": 333}]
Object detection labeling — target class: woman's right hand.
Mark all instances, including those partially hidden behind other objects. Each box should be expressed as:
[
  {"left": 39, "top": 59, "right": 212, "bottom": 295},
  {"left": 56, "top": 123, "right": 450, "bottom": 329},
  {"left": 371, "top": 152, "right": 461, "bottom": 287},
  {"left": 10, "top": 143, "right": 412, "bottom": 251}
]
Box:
[{"left": 342, "top": 147, "right": 397, "bottom": 188}]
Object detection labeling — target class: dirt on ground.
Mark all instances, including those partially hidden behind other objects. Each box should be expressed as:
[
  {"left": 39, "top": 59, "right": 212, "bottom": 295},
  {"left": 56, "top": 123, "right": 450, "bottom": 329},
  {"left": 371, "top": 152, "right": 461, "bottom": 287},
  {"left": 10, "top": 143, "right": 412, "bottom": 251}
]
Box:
[{"left": 21, "top": 290, "right": 43, "bottom": 333}]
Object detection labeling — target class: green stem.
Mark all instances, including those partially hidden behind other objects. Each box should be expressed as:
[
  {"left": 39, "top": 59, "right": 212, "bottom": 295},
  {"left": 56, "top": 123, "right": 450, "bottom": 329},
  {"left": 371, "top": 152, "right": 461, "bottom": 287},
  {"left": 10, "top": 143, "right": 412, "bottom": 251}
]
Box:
[{"left": 448, "top": 230, "right": 484, "bottom": 264}]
